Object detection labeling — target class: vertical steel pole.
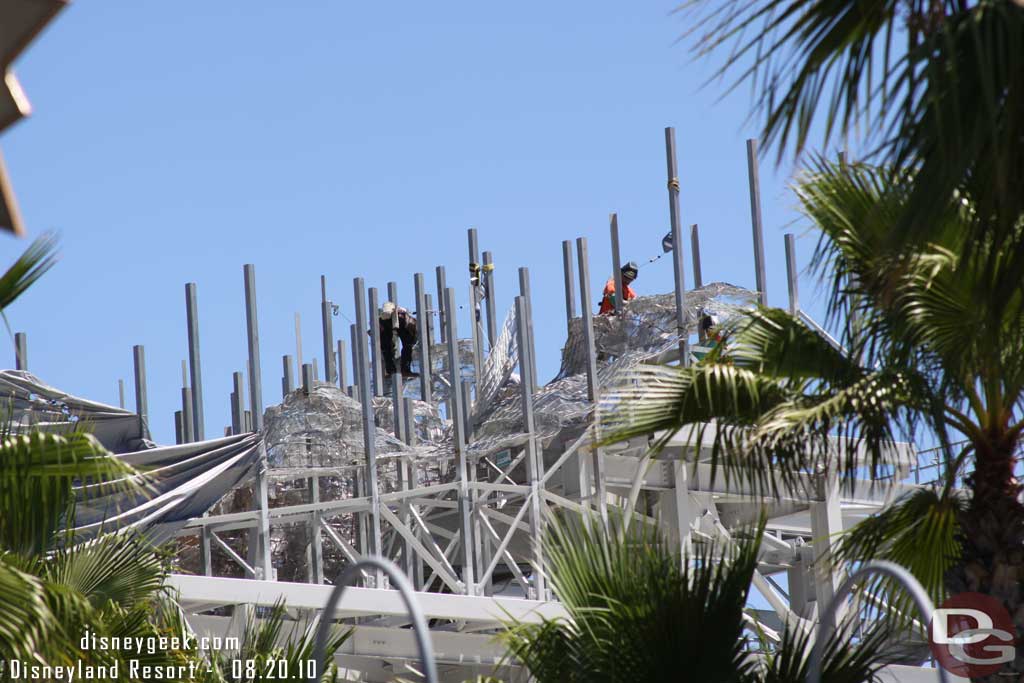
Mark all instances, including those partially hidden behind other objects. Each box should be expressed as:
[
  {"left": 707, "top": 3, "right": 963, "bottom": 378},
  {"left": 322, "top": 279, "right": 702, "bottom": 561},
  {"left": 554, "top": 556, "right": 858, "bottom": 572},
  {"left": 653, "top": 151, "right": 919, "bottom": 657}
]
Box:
[
  {"left": 515, "top": 296, "right": 546, "bottom": 599},
  {"left": 294, "top": 313, "right": 303, "bottom": 380},
  {"left": 354, "top": 277, "right": 384, "bottom": 586},
  {"left": 424, "top": 292, "right": 436, "bottom": 352},
  {"left": 389, "top": 283, "right": 406, "bottom": 440},
  {"left": 402, "top": 396, "right": 418, "bottom": 583},
  {"left": 482, "top": 251, "right": 497, "bottom": 347},
  {"left": 337, "top": 339, "right": 347, "bottom": 390},
  {"left": 321, "top": 276, "right": 335, "bottom": 383},
  {"left": 282, "top": 355, "right": 295, "bottom": 397},
  {"left": 132, "top": 345, "right": 149, "bottom": 440},
  {"left": 435, "top": 266, "right": 447, "bottom": 344},
  {"left": 232, "top": 371, "right": 245, "bottom": 434},
  {"left": 185, "top": 283, "right": 205, "bottom": 441},
  {"left": 414, "top": 273, "right": 433, "bottom": 403},
  {"left": 444, "top": 287, "right": 476, "bottom": 594},
  {"left": 302, "top": 363, "right": 314, "bottom": 394},
  {"left": 785, "top": 234, "right": 799, "bottom": 316},
  {"left": 690, "top": 224, "right": 703, "bottom": 290},
  {"left": 349, "top": 324, "right": 361, "bottom": 403},
  {"left": 243, "top": 264, "right": 272, "bottom": 580},
  {"left": 181, "top": 386, "right": 193, "bottom": 445},
  {"left": 610, "top": 213, "right": 624, "bottom": 315},
  {"left": 14, "top": 332, "right": 26, "bottom": 370},
  {"left": 746, "top": 138, "right": 769, "bottom": 306},
  {"left": 561, "top": 240, "right": 576, "bottom": 334},
  {"left": 309, "top": 469, "right": 323, "bottom": 584},
  {"left": 387, "top": 281, "right": 404, "bottom": 433},
  {"left": 201, "top": 526, "right": 212, "bottom": 576},
  {"left": 368, "top": 288, "right": 384, "bottom": 396},
  {"left": 518, "top": 268, "right": 540, "bottom": 392},
  {"left": 468, "top": 229, "right": 485, "bottom": 389},
  {"left": 174, "top": 411, "right": 183, "bottom": 445},
  {"left": 118, "top": 379, "right": 125, "bottom": 409},
  {"left": 665, "top": 128, "right": 691, "bottom": 366},
  {"left": 576, "top": 237, "right": 608, "bottom": 526}
]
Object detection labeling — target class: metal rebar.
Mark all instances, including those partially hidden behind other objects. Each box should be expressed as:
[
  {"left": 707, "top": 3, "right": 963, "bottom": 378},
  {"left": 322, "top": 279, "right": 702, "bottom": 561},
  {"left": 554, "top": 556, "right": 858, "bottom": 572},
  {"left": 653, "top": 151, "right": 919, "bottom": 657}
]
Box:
[{"left": 117, "top": 379, "right": 125, "bottom": 409}]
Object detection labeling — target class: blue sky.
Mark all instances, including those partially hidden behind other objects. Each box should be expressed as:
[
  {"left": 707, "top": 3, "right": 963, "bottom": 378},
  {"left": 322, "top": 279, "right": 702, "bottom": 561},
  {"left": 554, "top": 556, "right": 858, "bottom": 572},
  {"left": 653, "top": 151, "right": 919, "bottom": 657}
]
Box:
[{"left": 3, "top": 1, "right": 835, "bottom": 444}]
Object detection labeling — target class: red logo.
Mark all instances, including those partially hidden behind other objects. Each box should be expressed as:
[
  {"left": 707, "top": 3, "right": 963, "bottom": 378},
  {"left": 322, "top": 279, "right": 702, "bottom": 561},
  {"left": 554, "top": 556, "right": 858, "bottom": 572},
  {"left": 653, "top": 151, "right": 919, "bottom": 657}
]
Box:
[{"left": 928, "top": 592, "right": 1016, "bottom": 677}]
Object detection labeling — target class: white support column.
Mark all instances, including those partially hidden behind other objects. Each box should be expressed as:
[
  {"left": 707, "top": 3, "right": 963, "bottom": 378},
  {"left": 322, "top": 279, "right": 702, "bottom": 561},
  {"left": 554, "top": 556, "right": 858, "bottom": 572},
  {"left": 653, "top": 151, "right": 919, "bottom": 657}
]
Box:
[{"left": 811, "top": 472, "right": 843, "bottom": 629}]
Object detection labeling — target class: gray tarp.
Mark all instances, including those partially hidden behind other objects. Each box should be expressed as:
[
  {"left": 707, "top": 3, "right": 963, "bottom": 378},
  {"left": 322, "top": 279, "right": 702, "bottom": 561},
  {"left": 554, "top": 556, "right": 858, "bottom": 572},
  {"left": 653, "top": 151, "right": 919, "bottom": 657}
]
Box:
[
  {"left": 0, "top": 369, "right": 150, "bottom": 453},
  {"left": 0, "top": 370, "right": 262, "bottom": 545},
  {"left": 74, "top": 433, "right": 263, "bottom": 544}
]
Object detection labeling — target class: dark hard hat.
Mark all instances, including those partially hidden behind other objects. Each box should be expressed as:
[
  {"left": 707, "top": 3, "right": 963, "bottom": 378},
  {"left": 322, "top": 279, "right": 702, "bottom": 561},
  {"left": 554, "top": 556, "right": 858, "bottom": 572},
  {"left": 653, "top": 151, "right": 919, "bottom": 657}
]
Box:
[{"left": 621, "top": 261, "right": 639, "bottom": 279}]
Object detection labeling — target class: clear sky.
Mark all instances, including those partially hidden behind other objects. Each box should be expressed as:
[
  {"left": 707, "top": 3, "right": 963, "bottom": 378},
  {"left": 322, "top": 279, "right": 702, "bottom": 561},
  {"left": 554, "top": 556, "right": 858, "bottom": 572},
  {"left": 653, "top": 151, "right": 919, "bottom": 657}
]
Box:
[{"left": 3, "top": 1, "right": 833, "bottom": 444}]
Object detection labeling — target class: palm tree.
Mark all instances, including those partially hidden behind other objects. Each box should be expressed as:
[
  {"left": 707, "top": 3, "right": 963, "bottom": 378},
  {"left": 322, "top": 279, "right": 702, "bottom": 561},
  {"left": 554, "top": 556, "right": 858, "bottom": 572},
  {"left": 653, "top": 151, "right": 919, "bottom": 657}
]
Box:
[
  {"left": 496, "top": 511, "right": 891, "bottom": 682},
  {"left": 682, "top": 0, "right": 1024, "bottom": 251},
  {"left": 597, "top": 160, "right": 1024, "bottom": 678}
]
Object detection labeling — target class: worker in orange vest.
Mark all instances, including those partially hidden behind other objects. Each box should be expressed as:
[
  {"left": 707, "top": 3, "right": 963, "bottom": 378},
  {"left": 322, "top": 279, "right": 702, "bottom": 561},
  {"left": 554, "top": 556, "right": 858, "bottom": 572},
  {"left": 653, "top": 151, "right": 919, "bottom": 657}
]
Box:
[{"left": 599, "top": 262, "right": 639, "bottom": 315}]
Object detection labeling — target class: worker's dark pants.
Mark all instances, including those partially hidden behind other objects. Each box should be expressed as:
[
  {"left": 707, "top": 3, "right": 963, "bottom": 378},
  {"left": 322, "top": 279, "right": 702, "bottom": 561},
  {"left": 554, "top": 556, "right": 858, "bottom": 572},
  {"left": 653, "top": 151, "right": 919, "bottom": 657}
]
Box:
[{"left": 380, "top": 325, "right": 416, "bottom": 375}]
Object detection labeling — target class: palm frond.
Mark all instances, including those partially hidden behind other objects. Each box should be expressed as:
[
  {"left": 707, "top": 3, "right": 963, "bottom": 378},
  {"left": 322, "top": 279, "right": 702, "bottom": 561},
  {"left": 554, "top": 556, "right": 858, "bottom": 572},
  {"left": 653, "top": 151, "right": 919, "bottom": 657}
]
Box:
[
  {"left": 0, "top": 432, "right": 141, "bottom": 557},
  {"left": 44, "top": 531, "right": 167, "bottom": 610},
  {"left": 0, "top": 555, "right": 60, "bottom": 661},
  {"left": 501, "top": 511, "right": 761, "bottom": 682},
  {"left": 832, "top": 488, "right": 963, "bottom": 624},
  {"left": 0, "top": 232, "right": 58, "bottom": 311},
  {"left": 757, "top": 619, "right": 893, "bottom": 683}
]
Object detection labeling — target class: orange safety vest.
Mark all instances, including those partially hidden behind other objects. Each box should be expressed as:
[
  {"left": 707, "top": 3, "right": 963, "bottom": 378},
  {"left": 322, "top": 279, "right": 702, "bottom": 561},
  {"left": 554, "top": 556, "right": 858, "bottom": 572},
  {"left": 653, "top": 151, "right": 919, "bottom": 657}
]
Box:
[{"left": 599, "top": 277, "right": 636, "bottom": 315}]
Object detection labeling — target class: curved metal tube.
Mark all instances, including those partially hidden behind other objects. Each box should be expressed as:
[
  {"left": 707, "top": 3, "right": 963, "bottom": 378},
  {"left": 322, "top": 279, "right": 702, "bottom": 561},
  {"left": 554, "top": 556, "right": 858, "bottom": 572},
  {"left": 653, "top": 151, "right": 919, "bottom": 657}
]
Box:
[
  {"left": 311, "top": 556, "right": 438, "bottom": 683},
  {"left": 808, "top": 560, "right": 948, "bottom": 683}
]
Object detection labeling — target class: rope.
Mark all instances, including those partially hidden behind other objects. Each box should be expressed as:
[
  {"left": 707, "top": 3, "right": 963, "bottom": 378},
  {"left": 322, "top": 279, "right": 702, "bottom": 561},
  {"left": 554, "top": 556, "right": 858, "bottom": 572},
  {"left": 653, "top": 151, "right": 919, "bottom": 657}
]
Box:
[
  {"left": 667, "top": 177, "right": 680, "bottom": 192},
  {"left": 481, "top": 263, "right": 495, "bottom": 273}
]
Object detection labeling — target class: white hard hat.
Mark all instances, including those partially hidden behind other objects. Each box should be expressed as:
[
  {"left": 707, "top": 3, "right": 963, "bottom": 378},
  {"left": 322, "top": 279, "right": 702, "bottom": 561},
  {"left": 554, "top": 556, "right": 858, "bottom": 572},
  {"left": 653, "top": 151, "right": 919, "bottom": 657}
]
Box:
[{"left": 380, "top": 301, "right": 396, "bottom": 320}]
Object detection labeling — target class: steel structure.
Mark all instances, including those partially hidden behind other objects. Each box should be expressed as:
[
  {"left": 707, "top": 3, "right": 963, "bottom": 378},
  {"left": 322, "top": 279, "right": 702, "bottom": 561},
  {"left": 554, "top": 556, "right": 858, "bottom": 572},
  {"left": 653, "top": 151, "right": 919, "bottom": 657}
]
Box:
[{"left": 9, "top": 130, "right": 953, "bottom": 682}]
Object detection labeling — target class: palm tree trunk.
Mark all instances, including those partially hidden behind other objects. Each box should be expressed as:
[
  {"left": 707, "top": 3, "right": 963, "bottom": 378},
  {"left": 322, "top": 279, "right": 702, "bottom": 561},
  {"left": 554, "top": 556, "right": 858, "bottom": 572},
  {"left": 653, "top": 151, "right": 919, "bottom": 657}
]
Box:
[{"left": 947, "top": 435, "right": 1024, "bottom": 682}]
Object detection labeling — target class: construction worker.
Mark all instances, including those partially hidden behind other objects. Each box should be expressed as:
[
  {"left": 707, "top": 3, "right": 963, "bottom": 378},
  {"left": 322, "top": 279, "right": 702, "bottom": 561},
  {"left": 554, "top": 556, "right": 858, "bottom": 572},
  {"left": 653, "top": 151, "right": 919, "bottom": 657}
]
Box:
[
  {"left": 599, "top": 261, "right": 639, "bottom": 315},
  {"left": 379, "top": 301, "right": 419, "bottom": 378}
]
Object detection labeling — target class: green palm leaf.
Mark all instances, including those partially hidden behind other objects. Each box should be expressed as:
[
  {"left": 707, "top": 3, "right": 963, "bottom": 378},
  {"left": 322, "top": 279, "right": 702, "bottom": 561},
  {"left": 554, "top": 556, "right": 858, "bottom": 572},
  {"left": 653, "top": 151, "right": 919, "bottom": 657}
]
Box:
[{"left": 0, "top": 432, "right": 141, "bottom": 557}]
